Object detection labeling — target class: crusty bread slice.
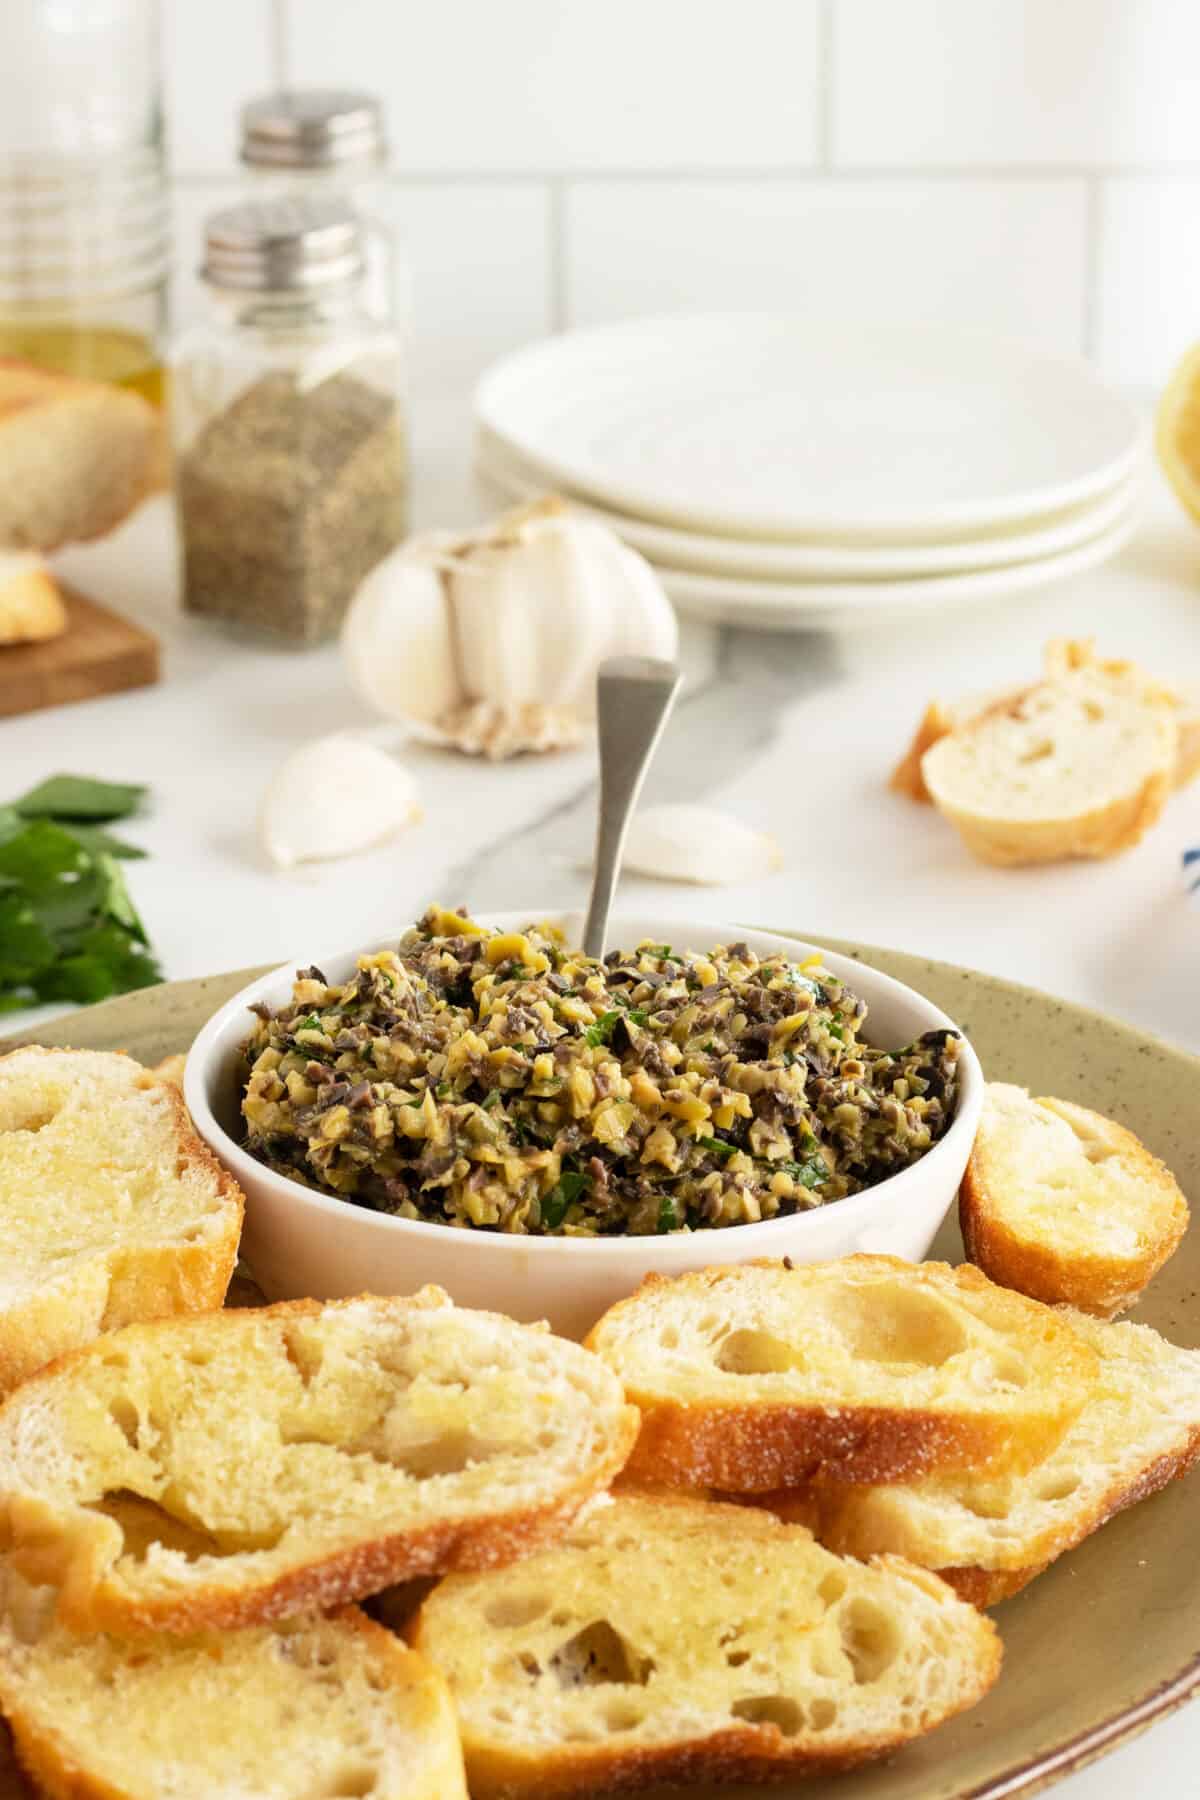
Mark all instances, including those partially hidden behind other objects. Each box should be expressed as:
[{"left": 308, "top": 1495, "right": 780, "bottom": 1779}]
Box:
[
  {"left": 151, "top": 1051, "right": 187, "bottom": 1088},
  {"left": 813, "top": 1310, "right": 1200, "bottom": 1605},
  {"left": 0, "top": 550, "right": 66, "bottom": 645},
  {"left": 960, "top": 1083, "right": 1188, "bottom": 1316},
  {"left": 584, "top": 1257, "right": 1099, "bottom": 1490},
  {"left": 0, "top": 1048, "right": 244, "bottom": 1397},
  {"left": 889, "top": 686, "right": 1024, "bottom": 803},
  {"left": 920, "top": 667, "right": 1177, "bottom": 865},
  {"left": 412, "top": 1492, "right": 1001, "bottom": 1799},
  {"left": 0, "top": 1289, "right": 637, "bottom": 1634},
  {"left": 0, "top": 1569, "right": 466, "bottom": 1800},
  {"left": 0, "top": 358, "right": 161, "bottom": 552},
  {"left": 1042, "top": 636, "right": 1200, "bottom": 789}
]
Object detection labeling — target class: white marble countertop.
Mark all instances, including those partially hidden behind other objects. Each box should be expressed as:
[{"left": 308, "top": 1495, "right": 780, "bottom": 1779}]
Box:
[{"left": 6, "top": 459, "right": 1200, "bottom": 1794}]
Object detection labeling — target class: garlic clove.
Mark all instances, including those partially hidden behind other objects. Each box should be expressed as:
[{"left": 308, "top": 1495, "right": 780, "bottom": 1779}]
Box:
[
  {"left": 341, "top": 537, "right": 461, "bottom": 728},
  {"left": 260, "top": 735, "right": 421, "bottom": 869},
  {"left": 340, "top": 498, "right": 678, "bottom": 758},
  {"left": 616, "top": 804, "right": 783, "bottom": 886}
]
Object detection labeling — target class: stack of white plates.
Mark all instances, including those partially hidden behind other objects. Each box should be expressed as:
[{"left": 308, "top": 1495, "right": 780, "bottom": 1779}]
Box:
[{"left": 473, "top": 316, "right": 1145, "bottom": 631}]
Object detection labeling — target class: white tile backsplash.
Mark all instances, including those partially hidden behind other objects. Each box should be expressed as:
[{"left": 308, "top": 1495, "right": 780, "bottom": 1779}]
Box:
[
  {"left": 159, "top": 1, "right": 1200, "bottom": 394},
  {"left": 565, "top": 179, "right": 1089, "bottom": 353},
  {"left": 832, "top": 0, "right": 1200, "bottom": 169},
  {"left": 1095, "top": 178, "right": 1200, "bottom": 386},
  {"left": 284, "top": 0, "right": 822, "bottom": 174}
]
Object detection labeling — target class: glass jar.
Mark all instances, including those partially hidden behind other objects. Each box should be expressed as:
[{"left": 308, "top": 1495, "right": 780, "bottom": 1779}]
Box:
[
  {"left": 0, "top": 0, "right": 168, "bottom": 404},
  {"left": 239, "top": 89, "right": 401, "bottom": 331},
  {"left": 173, "top": 197, "right": 409, "bottom": 646}
]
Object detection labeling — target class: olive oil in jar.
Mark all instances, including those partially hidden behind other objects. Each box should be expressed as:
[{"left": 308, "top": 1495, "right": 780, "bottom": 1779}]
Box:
[{"left": 0, "top": 321, "right": 165, "bottom": 406}]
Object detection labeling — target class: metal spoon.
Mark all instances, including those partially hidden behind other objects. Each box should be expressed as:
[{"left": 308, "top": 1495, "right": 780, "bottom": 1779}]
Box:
[{"left": 582, "top": 656, "right": 683, "bottom": 960}]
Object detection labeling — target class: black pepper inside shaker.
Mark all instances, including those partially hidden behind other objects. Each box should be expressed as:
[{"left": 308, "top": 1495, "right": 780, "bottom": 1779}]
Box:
[{"left": 172, "top": 195, "right": 410, "bottom": 647}]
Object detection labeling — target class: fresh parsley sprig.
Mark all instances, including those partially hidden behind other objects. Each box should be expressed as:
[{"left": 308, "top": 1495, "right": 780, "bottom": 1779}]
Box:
[{"left": 0, "top": 774, "right": 161, "bottom": 1012}]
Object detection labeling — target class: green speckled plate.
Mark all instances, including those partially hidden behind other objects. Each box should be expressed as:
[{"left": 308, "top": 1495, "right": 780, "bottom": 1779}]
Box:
[{"left": 3, "top": 937, "right": 1200, "bottom": 1800}]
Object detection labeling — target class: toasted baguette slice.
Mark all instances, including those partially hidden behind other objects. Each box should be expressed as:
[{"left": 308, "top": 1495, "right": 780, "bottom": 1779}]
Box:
[
  {"left": 960, "top": 1083, "right": 1188, "bottom": 1316},
  {"left": 920, "top": 668, "right": 1177, "bottom": 865},
  {"left": 889, "top": 686, "right": 1024, "bottom": 803},
  {"left": 0, "top": 1048, "right": 244, "bottom": 1397},
  {"left": 0, "top": 358, "right": 161, "bottom": 551},
  {"left": 0, "top": 1572, "right": 466, "bottom": 1800},
  {"left": 814, "top": 1310, "right": 1200, "bottom": 1604},
  {"left": 584, "top": 1257, "right": 1098, "bottom": 1490},
  {"left": 0, "top": 1289, "right": 637, "bottom": 1634},
  {"left": 412, "top": 1492, "right": 1000, "bottom": 1799},
  {"left": 151, "top": 1051, "right": 187, "bottom": 1088},
  {"left": 0, "top": 550, "right": 66, "bottom": 645},
  {"left": 1043, "top": 636, "right": 1200, "bottom": 789}
]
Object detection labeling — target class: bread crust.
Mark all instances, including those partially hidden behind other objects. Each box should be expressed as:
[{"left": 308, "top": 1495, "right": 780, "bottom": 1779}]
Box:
[
  {"left": 960, "top": 1090, "right": 1189, "bottom": 1317},
  {"left": 0, "top": 558, "right": 66, "bottom": 646},
  {"left": 0, "top": 1048, "right": 243, "bottom": 1396},
  {"left": 928, "top": 762, "right": 1174, "bottom": 865},
  {"left": 0, "top": 1293, "right": 638, "bottom": 1636},
  {"left": 586, "top": 1258, "right": 1099, "bottom": 1490}
]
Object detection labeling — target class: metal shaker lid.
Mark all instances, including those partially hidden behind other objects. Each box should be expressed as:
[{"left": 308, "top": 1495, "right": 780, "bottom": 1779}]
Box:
[
  {"left": 201, "top": 195, "right": 365, "bottom": 291},
  {"left": 240, "top": 89, "right": 387, "bottom": 171}
]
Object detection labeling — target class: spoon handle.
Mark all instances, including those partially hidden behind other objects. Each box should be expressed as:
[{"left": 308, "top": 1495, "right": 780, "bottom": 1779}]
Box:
[{"left": 582, "top": 656, "right": 683, "bottom": 961}]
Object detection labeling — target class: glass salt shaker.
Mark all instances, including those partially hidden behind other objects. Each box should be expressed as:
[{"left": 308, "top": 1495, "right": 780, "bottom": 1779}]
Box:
[
  {"left": 172, "top": 196, "right": 410, "bottom": 647},
  {"left": 238, "top": 89, "right": 401, "bottom": 330}
]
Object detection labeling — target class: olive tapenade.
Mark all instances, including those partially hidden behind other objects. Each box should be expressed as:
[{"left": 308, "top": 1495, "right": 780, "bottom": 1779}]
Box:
[{"left": 240, "top": 906, "right": 961, "bottom": 1237}]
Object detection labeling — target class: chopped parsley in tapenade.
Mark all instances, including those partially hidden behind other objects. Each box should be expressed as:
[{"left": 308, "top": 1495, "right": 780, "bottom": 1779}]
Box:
[{"left": 240, "top": 906, "right": 961, "bottom": 1237}]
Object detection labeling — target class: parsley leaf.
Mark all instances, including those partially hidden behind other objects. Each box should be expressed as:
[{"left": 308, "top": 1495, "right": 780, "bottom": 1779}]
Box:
[
  {"left": 774, "top": 1155, "right": 828, "bottom": 1190},
  {"left": 697, "top": 1134, "right": 738, "bottom": 1159},
  {"left": 585, "top": 1010, "right": 622, "bottom": 1047},
  {"left": 15, "top": 774, "right": 146, "bottom": 822},
  {"left": 539, "top": 1170, "right": 588, "bottom": 1229},
  {"left": 657, "top": 1193, "right": 680, "bottom": 1232}
]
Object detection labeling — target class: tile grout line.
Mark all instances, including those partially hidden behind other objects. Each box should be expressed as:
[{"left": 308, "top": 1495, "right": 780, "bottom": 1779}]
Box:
[
  {"left": 548, "top": 178, "right": 568, "bottom": 332},
  {"left": 817, "top": 0, "right": 835, "bottom": 171},
  {"left": 170, "top": 163, "right": 1200, "bottom": 187},
  {"left": 1081, "top": 174, "right": 1102, "bottom": 361}
]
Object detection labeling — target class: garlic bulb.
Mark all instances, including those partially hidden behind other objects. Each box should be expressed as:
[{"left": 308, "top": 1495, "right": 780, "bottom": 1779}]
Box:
[
  {"left": 341, "top": 498, "right": 678, "bottom": 758},
  {"left": 260, "top": 735, "right": 421, "bottom": 869},
  {"left": 615, "top": 804, "right": 782, "bottom": 886}
]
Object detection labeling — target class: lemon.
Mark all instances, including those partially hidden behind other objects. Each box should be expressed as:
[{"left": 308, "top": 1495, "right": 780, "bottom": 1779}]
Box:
[{"left": 1157, "top": 341, "right": 1200, "bottom": 523}]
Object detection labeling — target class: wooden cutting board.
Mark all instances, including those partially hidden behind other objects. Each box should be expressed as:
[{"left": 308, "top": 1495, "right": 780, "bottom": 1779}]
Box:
[{"left": 0, "top": 585, "right": 159, "bottom": 719}]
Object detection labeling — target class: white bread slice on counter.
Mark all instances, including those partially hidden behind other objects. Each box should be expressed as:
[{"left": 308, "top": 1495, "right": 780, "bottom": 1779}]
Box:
[
  {"left": 889, "top": 685, "right": 1024, "bottom": 803},
  {"left": 920, "top": 666, "right": 1177, "bottom": 865},
  {"left": 0, "top": 550, "right": 66, "bottom": 645},
  {"left": 1043, "top": 636, "right": 1200, "bottom": 789},
  {"left": 0, "top": 1289, "right": 637, "bottom": 1634},
  {"left": 960, "top": 1084, "right": 1189, "bottom": 1317},
  {"left": 0, "top": 1571, "right": 466, "bottom": 1800},
  {"left": 584, "top": 1257, "right": 1099, "bottom": 1490},
  {"left": 0, "top": 1048, "right": 244, "bottom": 1397},
  {"left": 0, "top": 358, "right": 161, "bottom": 552},
  {"left": 412, "top": 1492, "right": 1001, "bottom": 1799},
  {"left": 812, "top": 1310, "right": 1200, "bottom": 1608}
]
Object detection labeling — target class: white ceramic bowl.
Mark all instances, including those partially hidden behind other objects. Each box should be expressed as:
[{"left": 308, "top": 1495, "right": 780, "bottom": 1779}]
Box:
[{"left": 185, "top": 913, "right": 983, "bottom": 1338}]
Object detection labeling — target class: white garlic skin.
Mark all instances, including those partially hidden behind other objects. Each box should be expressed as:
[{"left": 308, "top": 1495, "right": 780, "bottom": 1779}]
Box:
[
  {"left": 260, "top": 735, "right": 421, "bottom": 869},
  {"left": 340, "top": 500, "right": 678, "bottom": 754},
  {"left": 619, "top": 804, "right": 783, "bottom": 886}
]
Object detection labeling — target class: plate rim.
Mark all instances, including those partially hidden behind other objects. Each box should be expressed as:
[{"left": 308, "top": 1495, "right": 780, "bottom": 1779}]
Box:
[
  {"left": 475, "top": 314, "right": 1146, "bottom": 540},
  {"left": 475, "top": 428, "right": 1143, "bottom": 580},
  {"left": 5, "top": 934, "right": 1200, "bottom": 1799}
]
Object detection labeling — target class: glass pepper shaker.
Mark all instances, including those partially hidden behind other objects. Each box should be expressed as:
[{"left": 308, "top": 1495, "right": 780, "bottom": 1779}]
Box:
[
  {"left": 172, "top": 196, "right": 410, "bottom": 646},
  {"left": 238, "top": 89, "right": 401, "bottom": 330}
]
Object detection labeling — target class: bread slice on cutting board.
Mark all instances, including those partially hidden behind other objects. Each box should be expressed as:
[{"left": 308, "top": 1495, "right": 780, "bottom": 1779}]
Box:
[
  {"left": 0, "top": 1048, "right": 243, "bottom": 1396},
  {"left": 411, "top": 1491, "right": 1001, "bottom": 1799},
  {"left": 0, "top": 551, "right": 66, "bottom": 646},
  {"left": 584, "top": 1256, "right": 1099, "bottom": 1490},
  {"left": 960, "top": 1083, "right": 1188, "bottom": 1316},
  {"left": 0, "top": 1571, "right": 467, "bottom": 1800},
  {"left": 919, "top": 666, "right": 1177, "bottom": 864},
  {"left": 809, "top": 1309, "right": 1200, "bottom": 1607},
  {"left": 0, "top": 1288, "right": 637, "bottom": 1634}
]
